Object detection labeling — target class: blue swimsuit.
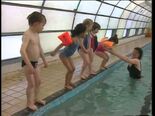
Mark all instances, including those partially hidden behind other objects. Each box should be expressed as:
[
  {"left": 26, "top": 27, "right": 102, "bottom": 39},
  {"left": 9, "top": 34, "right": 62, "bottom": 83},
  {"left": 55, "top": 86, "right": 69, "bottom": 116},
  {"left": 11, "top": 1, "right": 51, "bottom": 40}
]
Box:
[
  {"left": 78, "top": 34, "right": 90, "bottom": 50},
  {"left": 60, "top": 42, "right": 79, "bottom": 57}
]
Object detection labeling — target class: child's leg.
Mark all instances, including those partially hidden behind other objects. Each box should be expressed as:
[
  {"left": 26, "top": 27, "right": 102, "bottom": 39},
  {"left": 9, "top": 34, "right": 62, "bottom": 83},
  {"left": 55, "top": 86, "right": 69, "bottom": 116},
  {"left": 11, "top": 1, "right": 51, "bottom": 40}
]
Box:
[
  {"left": 88, "top": 48, "right": 96, "bottom": 74},
  {"left": 89, "top": 48, "right": 94, "bottom": 63},
  {"left": 23, "top": 66, "right": 37, "bottom": 110},
  {"left": 67, "top": 57, "right": 75, "bottom": 86},
  {"left": 95, "top": 52, "right": 109, "bottom": 70},
  {"left": 100, "top": 52, "right": 109, "bottom": 69},
  {"left": 103, "top": 52, "right": 109, "bottom": 63},
  {"left": 100, "top": 59, "right": 107, "bottom": 69},
  {"left": 33, "top": 66, "right": 45, "bottom": 105},
  {"left": 79, "top": 49, "right": 91, "bottom": 78},
  {"left": 59, "top": 55, "right": 75, "bottom": 89}
]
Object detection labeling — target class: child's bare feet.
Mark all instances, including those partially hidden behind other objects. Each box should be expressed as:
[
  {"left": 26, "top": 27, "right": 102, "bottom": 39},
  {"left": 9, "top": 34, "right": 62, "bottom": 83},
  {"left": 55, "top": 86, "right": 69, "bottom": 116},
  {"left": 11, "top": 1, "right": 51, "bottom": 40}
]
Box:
[
  {"left": 90, "top": 71, "right": 96, "bottom": 75},
  {"left": 65, "top": 85, "right": 73, "bottom": 90},
  {"left": 35, "top": 99, "right": 46, "bottom": 106},
  {"left": 80, "top": 75, "right": 87, "bottom": 80},
  {"left": 69, "top": 82, "right": 75, "bottom": 87},
  {"left": 100, "top": 67, "right": 108, "bottom": 71},
  {"left": 27, "top": 104, "right": 38, "bottom": 111}
]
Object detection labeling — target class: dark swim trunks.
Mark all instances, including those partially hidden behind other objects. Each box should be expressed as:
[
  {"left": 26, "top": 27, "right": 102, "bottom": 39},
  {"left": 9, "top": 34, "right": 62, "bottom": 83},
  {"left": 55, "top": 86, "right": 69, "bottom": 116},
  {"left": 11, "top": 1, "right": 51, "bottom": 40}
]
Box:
[{"left": 21, "top": 60, "right": 38, "bottom": 68}]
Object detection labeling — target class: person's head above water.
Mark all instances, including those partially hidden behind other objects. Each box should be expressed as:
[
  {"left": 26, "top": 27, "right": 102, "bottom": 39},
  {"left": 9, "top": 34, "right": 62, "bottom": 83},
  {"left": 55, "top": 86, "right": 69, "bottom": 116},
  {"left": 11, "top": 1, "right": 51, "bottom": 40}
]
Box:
[
  {"left": 132, "top": 47, "right": 143, "bottom": 60},
  {"left": 71, "top": 23, "right": 86, "bottom": 38}
]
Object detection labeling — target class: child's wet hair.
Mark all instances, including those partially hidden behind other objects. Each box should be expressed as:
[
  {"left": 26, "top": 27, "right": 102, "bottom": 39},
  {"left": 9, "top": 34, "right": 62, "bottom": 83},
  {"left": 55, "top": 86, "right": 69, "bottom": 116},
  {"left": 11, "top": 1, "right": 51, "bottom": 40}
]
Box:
[
  {"left": 134, "top": 47, "right": 143, "bottom": 59},
  {"left": 27, "top": 11, "right": 46, "bottom": 25},
  {"left": 71, "top": 23, "right": 86, "bottom": 37}
]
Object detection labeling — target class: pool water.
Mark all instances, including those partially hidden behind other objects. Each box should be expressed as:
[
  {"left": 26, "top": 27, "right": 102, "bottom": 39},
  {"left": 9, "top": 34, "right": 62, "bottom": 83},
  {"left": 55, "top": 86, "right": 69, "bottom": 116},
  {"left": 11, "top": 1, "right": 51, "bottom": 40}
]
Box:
[{"left": 43, "top": 44, "right": 152, "bottom": 116}]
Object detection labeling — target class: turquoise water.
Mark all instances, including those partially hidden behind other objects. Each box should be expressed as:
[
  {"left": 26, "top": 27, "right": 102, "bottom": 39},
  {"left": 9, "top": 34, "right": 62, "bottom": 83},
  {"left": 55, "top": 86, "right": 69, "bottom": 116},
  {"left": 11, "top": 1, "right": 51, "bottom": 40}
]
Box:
[{"left": 44, "top": 44, "right": 152, "bottom": 116}]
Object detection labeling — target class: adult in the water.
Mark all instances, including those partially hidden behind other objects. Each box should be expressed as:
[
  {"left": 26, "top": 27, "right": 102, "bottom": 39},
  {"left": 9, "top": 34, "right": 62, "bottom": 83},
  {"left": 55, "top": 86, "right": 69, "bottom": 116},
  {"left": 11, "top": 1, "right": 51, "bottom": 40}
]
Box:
[{"left": 106, "top": 47, "right": 143, "bottom": 79}]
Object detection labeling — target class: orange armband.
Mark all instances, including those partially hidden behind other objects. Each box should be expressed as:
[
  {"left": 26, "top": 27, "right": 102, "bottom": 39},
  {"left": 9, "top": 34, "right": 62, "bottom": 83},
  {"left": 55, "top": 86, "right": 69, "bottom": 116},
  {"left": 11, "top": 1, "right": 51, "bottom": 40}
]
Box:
[
  {"left": 58, "top": 32, "right": 73, "bottom": 46},
  {"left": 100, "top": 37, "right": 114, "bottom": 48}
]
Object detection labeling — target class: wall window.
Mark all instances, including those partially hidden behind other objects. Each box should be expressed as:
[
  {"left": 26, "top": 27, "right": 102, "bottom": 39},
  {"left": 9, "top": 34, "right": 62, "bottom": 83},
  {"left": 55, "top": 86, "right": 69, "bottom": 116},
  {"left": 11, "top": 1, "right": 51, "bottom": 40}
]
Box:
[
  {"left": 97, "top": 30, "right": 106, "bottom": 41},
  {"left": 111, "top": 7, "right": 123, "bottom": 17},
  {"left": 2, "top": 5, "right": 40, "bottom": 33},
  {"left": 117, "top": 1, "right": 130, "bottom": 8},
  {"left": 105, "top": 30, "right": 112, "bottom": 38},
  {"left": 42, "top": 10, "right": 74, "bottom": 30},
  {"left": 118, "top": 19, "right": 127, "bottom": 28},
  {"left": 121, "top": 10, "right": 131, "bottom": 18},
  {"left": 129, "top": 29, "right": 136, "bottom": 36},
  {"left": 112, "top": 29, "right": 117, "bottom": 37},
  {"left": 126, "top": 29, "right": 130, "bottom": 37},
  {"left": 116, "top": 29, "right": 124, "bottom": 39},
  {"left": 108, "top": 18, "right": 119, "bottom": 29},
  {"left": 135, "top": 29, "right": 139, "bottom": 35},
  {"left": 73, "top": 13, "right": 95, "bottom": 28},
  {"left": 3, "top": 1, "right": 43, "bottom": 6},
  {"left": 78, "top": 1, "right": 100, "bottom": 13},
  {"left": 2, "top": 36, "right": 22, "bottom": 60},
  {"left": 98, "top": 3, "right": 114, "bottom": 16},
  {"left": 44, "top": 1, "right": 79, "bottom": 10},
  {"left": 126, "top": 20, "right": 133, "bottom": 28},
  {"left": 138, "top": 29, "right": 142, "bottom": 35},
  {"left": 123, "top": 29, "right": 127, "bottom": 37},
  {"left": 39, "top": 32, "right": 63, "bottom": 53},
  {"left": 126, "top": 3, "right": 136, "bottom": 10},
  {"left": 95, "top": 16, "right": 109, "bottom": 29},
  {"left": 142, "top": 28, "right": 145, "bottom": 34}
]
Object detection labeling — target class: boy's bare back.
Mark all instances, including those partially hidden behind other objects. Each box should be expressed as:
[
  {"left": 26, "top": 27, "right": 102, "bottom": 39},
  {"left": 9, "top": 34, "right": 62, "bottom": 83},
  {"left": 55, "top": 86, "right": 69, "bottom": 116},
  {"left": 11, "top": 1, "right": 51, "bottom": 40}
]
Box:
[{"left": 22, "top": 29, "right": 41, "bottom": 61}]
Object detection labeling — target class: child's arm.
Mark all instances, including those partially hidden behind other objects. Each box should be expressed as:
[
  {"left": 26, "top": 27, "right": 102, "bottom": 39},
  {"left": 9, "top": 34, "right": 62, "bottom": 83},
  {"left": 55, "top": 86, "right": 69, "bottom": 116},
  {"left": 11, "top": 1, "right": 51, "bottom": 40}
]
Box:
[
  {"left": 39, "top": 40, "right": 48, "bottom": 68},
  {"left": 50, "top": 43, "right": 64, "bottom": 56},
  {"left": 20, "top": 34, "right": 34, "bottom": 73},
  {"left": 107, "top": 48, "right": 138, "bottom": 65},
  {"left": 79, "top": 38, "right": 88, "bottom": 53}
]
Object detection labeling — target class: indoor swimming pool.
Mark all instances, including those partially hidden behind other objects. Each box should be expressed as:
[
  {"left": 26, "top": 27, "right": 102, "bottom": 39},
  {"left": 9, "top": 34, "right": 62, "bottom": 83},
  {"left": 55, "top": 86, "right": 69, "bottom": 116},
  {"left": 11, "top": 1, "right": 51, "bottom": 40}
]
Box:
[
  {"left": 31, "top": 43, "right": 151, "bottom": 116},
  {"left": 2, "top": 1, "right": 152, "bottom": 115}
]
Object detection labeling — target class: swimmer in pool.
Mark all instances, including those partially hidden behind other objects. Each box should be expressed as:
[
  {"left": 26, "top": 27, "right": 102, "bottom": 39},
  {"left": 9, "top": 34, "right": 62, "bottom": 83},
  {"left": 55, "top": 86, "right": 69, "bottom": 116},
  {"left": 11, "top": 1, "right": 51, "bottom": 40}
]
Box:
[{"left": 106, "top": 47, "right": 143, "bottom": 79}]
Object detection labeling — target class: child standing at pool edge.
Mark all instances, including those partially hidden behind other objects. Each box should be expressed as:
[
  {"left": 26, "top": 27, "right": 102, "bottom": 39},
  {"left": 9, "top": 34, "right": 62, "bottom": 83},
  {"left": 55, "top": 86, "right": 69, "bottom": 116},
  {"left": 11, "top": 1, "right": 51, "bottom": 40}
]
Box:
[
  {"left": 20, "top": 12, "right": 48, "bottom": 111},
  {"left": 89, "top": 22, "right": 109, "bottom": 71},
  {"left": 50, "top": 23, "right": 87, "bottom": 90},
  {"left": 78, "top": 19, "right": 96, "bottom": 80}
]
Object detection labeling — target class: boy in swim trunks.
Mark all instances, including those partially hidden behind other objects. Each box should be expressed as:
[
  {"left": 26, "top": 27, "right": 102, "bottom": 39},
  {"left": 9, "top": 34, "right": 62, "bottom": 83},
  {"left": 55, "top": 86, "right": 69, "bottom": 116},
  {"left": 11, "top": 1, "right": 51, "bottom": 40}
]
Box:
[{"left": 20, "top": 11, "right": 48, "bottom": 111}]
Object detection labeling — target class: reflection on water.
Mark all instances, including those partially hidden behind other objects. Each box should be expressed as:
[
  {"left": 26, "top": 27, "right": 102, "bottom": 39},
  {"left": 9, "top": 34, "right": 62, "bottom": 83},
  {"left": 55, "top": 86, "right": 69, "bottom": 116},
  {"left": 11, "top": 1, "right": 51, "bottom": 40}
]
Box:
[{"left": 44, "top": 44, "right": 152, "bottom": 116}]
